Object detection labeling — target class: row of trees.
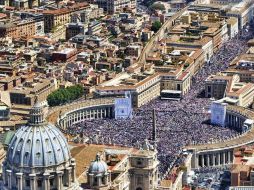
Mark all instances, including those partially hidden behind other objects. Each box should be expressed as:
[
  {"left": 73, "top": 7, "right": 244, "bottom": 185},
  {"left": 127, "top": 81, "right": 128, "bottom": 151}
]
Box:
[{"left": 47, "top": 85, "right": 84, "bottom": 106}]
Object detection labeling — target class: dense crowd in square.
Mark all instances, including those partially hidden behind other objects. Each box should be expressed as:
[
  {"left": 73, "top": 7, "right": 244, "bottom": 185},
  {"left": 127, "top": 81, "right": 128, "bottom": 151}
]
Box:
[{"left": 67, "top": 28, "right": 253, "bottom": 177}]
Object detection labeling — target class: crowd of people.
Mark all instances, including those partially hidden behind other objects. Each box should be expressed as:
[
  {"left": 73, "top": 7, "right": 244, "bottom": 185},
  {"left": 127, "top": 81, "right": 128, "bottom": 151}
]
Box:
[{"left": 67, "top": 28, "right": 253, "bottom": 175}]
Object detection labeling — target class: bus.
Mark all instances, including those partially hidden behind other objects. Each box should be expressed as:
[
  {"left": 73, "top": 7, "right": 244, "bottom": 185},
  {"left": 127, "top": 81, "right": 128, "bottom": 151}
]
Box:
[{"left": 160, "top": 90, "right": 182, "bottom": 100}]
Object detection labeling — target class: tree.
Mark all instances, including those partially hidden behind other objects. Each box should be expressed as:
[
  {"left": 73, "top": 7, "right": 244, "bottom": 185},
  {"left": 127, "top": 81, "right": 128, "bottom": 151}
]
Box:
[
  {"left": 150, "top": 3, "right": 165, "bottom": 11},
  {"left": 151, "top": 21, "right": 162, "bottom": 33},
  {"left": 47, "top": 85, "right": 84, "bottom": 106}
]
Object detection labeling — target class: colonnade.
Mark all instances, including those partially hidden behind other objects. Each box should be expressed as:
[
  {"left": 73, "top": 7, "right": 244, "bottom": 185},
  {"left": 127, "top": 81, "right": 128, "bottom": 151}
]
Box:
[
  {"left": 58, "top": 105, "right": 114, "bottom": 130},
  {"left": 197, "top": 150, "right": 234, "bottom": 167},
  {"left": 225, "top": 112, "right": 246, "bottom": 132}
]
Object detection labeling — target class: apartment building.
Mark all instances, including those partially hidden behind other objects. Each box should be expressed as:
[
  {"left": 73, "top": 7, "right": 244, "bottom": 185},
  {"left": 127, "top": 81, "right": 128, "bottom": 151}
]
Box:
[
  {"left": 189, "top": 1, "right": 254, "bottom": 29},
  {"left": 161, "top": 71, "right": 191, "bottom": 96},
  {"left": 227, "top": 17, "right": 239, "bottom": 39},
  {"left": 66, "top": 23, "right": 87, "bottom": 40},
  {"left": 0, "top": 101, "right": 10, "bottom": 121},
  {"left": 205, "top": 74, "right": 234, "bottom": 99},
  {"left": 43, "top": 3, "right": 90, "bottom": 33},
  {"left": 71, "top": 5, "right": 104, "bottom": 23},
  {"left": 95, "top": 0, "right": 135, "bottom": 14},
  {"left": 126, "top": 44, "right": 142, "bottom": 58},
  {"left": 230, "top": 146, "right": 254, "bottom": 187},
  {"left": 205, "top": 74, "right": 254, "bottom": 107},
  {"left": 87, "top": 21, "right": 102, "bottom": 35},
  {"left": 0, "top": 58, "right": 24, "bottom": 76},
  {"left": 0, "top": 18, "right": 44, "bottom": 38},
  {"left": 0, "top": 76, "right": 22, "bottom": 91},
  {"left": 52, "top": 48, "right": 77, "bottom": 62},
  {"left": 95, "top": 72, "right": 161, "bottom": 107},
  {"left": 9, "top": 78, "right": 57, "bottom": 106},
  {"left": 222, "top": 54, "right": 254, "bottom": 83},
  {"left": 226, "top": 1, "right": 254, "bottom": 29},
  {"left": 0, "top": 0, "right": 39, "bottom": 8}
]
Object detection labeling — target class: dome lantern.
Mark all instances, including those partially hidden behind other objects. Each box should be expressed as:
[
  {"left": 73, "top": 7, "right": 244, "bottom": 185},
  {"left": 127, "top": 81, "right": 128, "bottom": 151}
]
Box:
[{"left": 29, "top": 95, "right": 48, "bottom": 125}]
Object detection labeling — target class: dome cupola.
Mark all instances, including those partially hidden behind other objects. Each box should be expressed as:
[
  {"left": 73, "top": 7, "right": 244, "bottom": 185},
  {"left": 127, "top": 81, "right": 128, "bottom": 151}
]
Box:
[
  {"left": 89, "top": 154, "right": 108, "bottom": 174},
  {"left": 87, "top": 154, "right": 109, "bottom": 188},
  {"left": 2, "top": 97, "right": 80, "bottom": 190}
]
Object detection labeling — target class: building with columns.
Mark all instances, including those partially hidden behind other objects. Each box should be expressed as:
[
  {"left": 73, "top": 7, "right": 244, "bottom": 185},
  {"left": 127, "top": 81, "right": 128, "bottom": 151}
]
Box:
[
  {"left": 230, "top": 145, "right": 254, "bottom": 187},
  {"left": 1, "top": 98, "right": 80, "bottom": 190},
  {"left": 87, "top": 154, "right": 109, "bottom": 189},
  {"left": 186, "top": 105, "right": 254, "bottom": 169},
  {"left": 72, "top": 141, "right": 159, "bottom": 190}
]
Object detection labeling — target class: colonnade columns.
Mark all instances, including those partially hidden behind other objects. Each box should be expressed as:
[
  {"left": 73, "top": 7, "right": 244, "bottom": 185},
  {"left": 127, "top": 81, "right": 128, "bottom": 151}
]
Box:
[
  {"left": 71, "top": 162, "right": 77, "bottom": 182},
  {"left": 108, "top": 107, "right": 111, "bottom": 117},
  {"left": 85, "top": 111, "right": 87, "bottom": 119},
  {"left": 80, "top": 112, "right": 82, "bottom": 121},
  {"left": 230, "top": 151, "right": 233, "bottom": 163},
  {"left": 2, "top": 166, "right": 6, "bottom": 185},
  {"left": 98, "top": 176, "right": 102, "bottom": 186},
  {"left": 198, "top": 150, "right": 235, "bottom": 168},
  {"left": 64, "top": 167, "right": 72, "bottom": 187},
  {"left": 212, "top": 154, "right": 216, "bottom": 166},
  {"left": 223, "top": 152, "right": 226, "bottom": 165},
  {"left": 206, "top": 155, "right": 210, "bottom": 167},
  {"left": 16, "top": 173, "right": 23, "bottom": 190},
  {"left": 43, "top": 172, "right": 50, "bottom": 190},
  {"left": 88, "top": 174, "right": 94, "bottom": 186},
  {"left": 56, "top": 171, "right": 63, "bottom": 190},
  {"left": 218, "top": 153, "right": 221, "bottom": 165},
  {"left": 201, "top": 155, "right": 204, "bottom": 167},
  {"left": 6, "top": 170, "right": 12, "bottom": 189},
  {"left": 29, "top": 174, "right": 37, "bottom": 190},
  {"left": 228, "top": 151, "right": 231, "bottom": 164},
  {"left": 63, "top": 119, "right": 67, "bottom": 130},
  {"left": 68, "top": 116, "right": 71, "bottom": 127},
  {"left": 100, "top": 109, "right": 103, "bottom": 118},
  {"left": 59, "top": 105, "right": 115, "bottom": 129}
]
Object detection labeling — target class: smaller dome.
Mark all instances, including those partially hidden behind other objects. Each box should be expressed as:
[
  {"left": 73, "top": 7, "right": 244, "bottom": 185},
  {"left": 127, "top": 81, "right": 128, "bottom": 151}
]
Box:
[{"left": 89, "top": 154, "right": 108, "bottom": 174}]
